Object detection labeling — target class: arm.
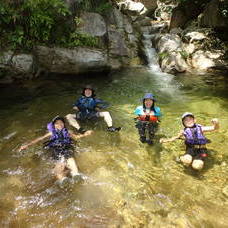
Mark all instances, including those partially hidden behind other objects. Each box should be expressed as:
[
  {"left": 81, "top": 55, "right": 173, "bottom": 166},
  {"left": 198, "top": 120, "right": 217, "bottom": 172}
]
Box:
[
  {"left": 18, "top": 132, "right": 51, "bottom": 152},
  {"left": 201, "top": 118, "right": 219, "bottom": 132},
  {"left": 69, "top": 130, "right": 93, "bottom": 141},
  {"left": 160, "top": 131, "right": 183, "bottom": 143}
]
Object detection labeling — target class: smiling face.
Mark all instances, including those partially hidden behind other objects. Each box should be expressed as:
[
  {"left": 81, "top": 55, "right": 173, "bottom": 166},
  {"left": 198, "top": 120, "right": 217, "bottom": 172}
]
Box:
[
  {"left": 84, "top": 88, "right": 93, "bottom": 97},
  {"left": 144, "top": 98, "right": 154, "bottom": 108},
  {"left": 182, "top": 116, "right": 195, "bottom": 127},
  {"left": 54, "top": 119, "right": 65, "bottom": 130}
]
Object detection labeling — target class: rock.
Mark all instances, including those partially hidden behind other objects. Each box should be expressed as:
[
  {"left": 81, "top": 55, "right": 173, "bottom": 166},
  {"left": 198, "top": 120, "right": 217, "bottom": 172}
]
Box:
[
  {"left": 200, "top": 0, "right": 228, "bottom": 29},
  {"left": 222, "top": 186, "right": 228, "bottom": 197},
  {"left": 35, "top": 46, "right": 109, "bottom": 74},
  {"left": 191, "top": 50, "right": 216, "bottom": 70},
  {"left": 155, "top": 34, "right": 182, "bottom": 53},
  {"left": 0, "top": 51, "right": 34, "bottom": 74},
  {"left": 78, "top": 12, "right": 107, "bottom": 37},
  {"left": 161, "top": 52, "right": 188, "bottom": 73}
]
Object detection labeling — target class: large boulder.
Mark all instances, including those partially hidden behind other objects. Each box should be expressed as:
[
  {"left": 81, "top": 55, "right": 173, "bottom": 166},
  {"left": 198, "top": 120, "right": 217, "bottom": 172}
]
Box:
[
  {"left": 34, "top": 46, "right": 109, "bottom": 74},
  {"left": 200, "top": 0, "right": 228, "bottom": 28},
  {"left": 0, "top": 51, "right": 34, "bottom": 75},
  {"left": 169, "top": 0, "right": 210, "bottom": 29},
  {"left": 77, "top": 12, "right": 107, "bottom": 37}
]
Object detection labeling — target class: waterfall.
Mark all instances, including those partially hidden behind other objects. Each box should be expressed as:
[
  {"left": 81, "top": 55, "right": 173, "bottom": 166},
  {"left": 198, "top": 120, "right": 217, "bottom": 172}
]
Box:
[{"left": 142, "top": 34, "right": 161, "bottom": 72}]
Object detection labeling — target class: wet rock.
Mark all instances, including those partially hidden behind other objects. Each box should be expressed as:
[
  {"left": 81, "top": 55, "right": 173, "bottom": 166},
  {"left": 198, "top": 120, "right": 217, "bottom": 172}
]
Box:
[{"left": 35, "top": 46, "right": 109, "bottom": 74}]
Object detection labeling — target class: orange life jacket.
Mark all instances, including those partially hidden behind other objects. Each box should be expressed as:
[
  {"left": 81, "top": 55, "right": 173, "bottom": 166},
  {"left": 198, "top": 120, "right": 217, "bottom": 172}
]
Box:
[{"left": 137, "top": 113, "right": 158, "bottom": 122}]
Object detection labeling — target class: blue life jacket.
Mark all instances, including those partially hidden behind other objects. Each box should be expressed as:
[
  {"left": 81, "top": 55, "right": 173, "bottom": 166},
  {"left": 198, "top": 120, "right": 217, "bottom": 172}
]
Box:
[
  {"left": 74, "top": 96, "right": 108, "bottom": 118},
  {"left": 46, "top": 122, "right": 71, "bottom": 147},
  {"left": 183, "top": 124, "right": 208, "bottom": 145}
]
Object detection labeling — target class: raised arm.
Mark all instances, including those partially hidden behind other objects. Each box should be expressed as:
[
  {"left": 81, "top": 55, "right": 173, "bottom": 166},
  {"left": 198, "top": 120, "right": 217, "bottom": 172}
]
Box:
[
  {"left": 69, "top": 130, "right": 93, "bottom": 141},
  {"left": 18, "top": 132, "right": 51, "bottom": 152},
  {"left": 160, "top": 131, "right": 183, "bottom": 143},
  {"left": 201, "top": 118, "right": 219, "bottom": 132}
]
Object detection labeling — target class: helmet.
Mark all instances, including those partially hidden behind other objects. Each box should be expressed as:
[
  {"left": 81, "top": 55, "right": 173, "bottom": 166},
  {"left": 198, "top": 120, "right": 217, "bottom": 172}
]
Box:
[
  {"left": 142, "top": 93, "right": 156, "bottom": 101},
  {"left": 84, "top": 85, "right": 93, "bottom": 90},
  {"left": 181, "top": 112, "right": 194, "bottom": 121},
  {"left": 52, "top": 116, "right": 65, "bottom": 124}
]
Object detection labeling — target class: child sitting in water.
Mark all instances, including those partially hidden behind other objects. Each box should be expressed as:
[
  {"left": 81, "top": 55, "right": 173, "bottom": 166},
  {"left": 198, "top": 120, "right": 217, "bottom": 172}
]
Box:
[
  {"left": 18, "top": 116, "right": 92, "bottom": 183},
  {"left": 66, "top": 85, "right": 121, "bottom": 133},
  {"left": 134, "top": 93, "right": 161, "bottom": 145},
  {"left": 160, "top": 112, "right": 219, "bottom": 170}
]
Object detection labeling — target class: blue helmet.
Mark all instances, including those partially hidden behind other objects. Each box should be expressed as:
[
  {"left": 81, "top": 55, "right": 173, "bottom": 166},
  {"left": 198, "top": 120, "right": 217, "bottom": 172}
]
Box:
[{"left": 142, "top": 93, "right": 156, "bottom": 101}]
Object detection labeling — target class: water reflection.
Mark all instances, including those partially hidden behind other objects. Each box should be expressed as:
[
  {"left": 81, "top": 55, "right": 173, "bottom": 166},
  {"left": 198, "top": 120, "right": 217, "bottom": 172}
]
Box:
[{"left": 0, "top": 68, "right": 228, "bottom": 227}]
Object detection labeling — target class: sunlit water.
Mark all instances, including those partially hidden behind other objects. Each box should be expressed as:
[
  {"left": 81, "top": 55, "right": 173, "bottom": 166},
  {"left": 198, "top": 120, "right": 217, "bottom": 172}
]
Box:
[{"left": 0, "top": 68, "right": 228, "bottom": 227}]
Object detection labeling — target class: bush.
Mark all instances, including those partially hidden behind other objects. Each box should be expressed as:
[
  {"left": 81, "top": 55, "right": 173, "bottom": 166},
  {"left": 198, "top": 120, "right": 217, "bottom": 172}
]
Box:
[{"left": 0, "top": 0, "right": 101, "bottom": 50}]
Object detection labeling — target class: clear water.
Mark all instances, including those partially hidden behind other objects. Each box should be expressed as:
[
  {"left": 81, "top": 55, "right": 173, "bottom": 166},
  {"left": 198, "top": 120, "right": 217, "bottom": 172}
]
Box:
[{"left": 0, "top": 68, "right": 228, "bottom": 227}]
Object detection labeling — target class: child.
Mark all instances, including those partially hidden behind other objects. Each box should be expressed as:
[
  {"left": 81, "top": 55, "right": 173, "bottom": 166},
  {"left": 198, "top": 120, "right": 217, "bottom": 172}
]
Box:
[
  {"left": 160, "top": 112, "right": 219, "bottom": 170},
  {"left": 18, "top": 116, "right": 92, "bottom": 183},
  {"left": 134, "top": 93, "right": 161, "bottom": 145},
  {"left": 66, "top": 85, "right": 121, "bottom": 132}
]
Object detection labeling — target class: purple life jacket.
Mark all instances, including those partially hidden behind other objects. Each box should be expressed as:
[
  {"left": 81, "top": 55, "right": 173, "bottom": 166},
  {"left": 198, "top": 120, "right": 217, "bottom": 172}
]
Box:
[
  {"left": 183, "top": 124, "right": 208, "bottom": 145},
  {"left": 46, "top": 122, "right": 71, "bottom": 147}
]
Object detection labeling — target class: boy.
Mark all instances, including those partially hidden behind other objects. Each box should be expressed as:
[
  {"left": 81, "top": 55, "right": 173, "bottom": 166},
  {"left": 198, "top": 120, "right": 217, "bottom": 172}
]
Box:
[
  {"left": 66, "top": 85, "right": 121, "bottom": 132},
  {"left": 160, "top": 112, "right": 219, "bottom": 170}
]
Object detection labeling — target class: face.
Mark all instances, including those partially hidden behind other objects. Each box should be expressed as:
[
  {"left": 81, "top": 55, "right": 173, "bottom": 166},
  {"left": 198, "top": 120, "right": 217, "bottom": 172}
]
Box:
[
  {"left": 183, "top": 116, "right": 195, "bottom": 127},
  {"left": 144, "top": 98, "right": 153, "bottom": 108},
  {"left": 84, "top": 88, "right": 92, "bottom": 97},
  {"left": 54, "top": 120, "right": 65, "bottom": 130}
]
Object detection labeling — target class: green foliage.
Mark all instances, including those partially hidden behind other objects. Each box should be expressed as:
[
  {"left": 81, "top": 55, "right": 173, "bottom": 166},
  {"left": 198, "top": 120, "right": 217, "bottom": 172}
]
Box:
[
  {"left": 158, "top": 51, "right": 169, "bottom": 61},
  {"left": 0, "top": 0, "right": 100, "bottom": 50},
  {"left": 179, "top": 50, "right": 189, "bottom": 60}
]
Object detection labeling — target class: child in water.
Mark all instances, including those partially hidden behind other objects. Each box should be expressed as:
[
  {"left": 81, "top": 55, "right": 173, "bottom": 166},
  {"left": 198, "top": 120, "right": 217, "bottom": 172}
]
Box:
[
  {"left": 160, "top": 112, "right": 219, "bottom": 170},
  {"left": 66, "top": 85, "right": 121, "bottom": 133},
  {"left": 134, "top": 93, "right": 161, "bottom": 145},
  {"left": 18, "top": 116, "right": 92, "bottom": 183}
]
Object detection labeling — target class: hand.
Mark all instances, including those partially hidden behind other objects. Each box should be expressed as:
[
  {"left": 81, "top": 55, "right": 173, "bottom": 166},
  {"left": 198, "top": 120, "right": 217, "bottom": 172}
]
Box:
[
  {"left": 18, "top": 145, "right": 28, "bottom": 152},
  {"left": 84, "top": 130, "right": 93, "bottom": 136},
  {"left": 159, "top": 138, "right": 166, "bottom": 143},
  {"left": 211, "top": 118, "right": 218, "bottom": 124}
]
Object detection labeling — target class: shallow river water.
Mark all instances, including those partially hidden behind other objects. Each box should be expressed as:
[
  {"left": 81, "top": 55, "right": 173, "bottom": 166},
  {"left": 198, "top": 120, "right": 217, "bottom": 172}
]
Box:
[{"left": 0, "top": 68, "right": 228, "bottom": 227}]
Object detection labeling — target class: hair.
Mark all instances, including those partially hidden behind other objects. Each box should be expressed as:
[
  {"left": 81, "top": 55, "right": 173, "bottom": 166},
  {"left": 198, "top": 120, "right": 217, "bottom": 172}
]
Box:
[
  {"left": 143, "top": 99, "right": 155, "bottom": 112},
  {"left": 52, "top": 116, "right": 65, "bottom": 126}
]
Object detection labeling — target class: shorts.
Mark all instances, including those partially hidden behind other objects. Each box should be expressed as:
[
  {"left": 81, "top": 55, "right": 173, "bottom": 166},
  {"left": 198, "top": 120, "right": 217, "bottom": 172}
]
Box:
[
  {"left": 49, "top": 144, "right": 74, "bottom": 160},
  {"left": 185, "top": 144, "right": 208, "bottom": 161}
]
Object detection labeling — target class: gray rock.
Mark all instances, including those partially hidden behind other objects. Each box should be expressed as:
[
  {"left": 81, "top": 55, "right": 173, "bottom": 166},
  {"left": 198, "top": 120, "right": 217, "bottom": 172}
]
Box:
[{"left": 35, "top": 46, "right": 109, "bottom": 74}]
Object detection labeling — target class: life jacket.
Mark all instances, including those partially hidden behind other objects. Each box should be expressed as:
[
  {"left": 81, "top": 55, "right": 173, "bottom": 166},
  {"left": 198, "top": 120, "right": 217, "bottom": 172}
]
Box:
[
  {"left": 137, "top": 108, "right": 158, "bottom": 122},
  {"left": 183, "top": 124, "right": 208, "bottom": 145},
  {"left": 46, "top": 122, "right": 71, "bottom": 147}
]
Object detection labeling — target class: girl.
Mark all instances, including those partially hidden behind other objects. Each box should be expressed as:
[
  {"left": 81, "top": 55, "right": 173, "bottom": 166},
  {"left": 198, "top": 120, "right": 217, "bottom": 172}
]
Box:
[{"left": 19, "top": 116, "right": 92, "bottom": 183}]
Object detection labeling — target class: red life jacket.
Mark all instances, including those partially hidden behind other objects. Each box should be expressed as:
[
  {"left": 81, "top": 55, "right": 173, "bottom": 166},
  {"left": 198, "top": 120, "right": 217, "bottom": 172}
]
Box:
[{"left": 137, "top": 109, "right": 158, "bottom": 122}]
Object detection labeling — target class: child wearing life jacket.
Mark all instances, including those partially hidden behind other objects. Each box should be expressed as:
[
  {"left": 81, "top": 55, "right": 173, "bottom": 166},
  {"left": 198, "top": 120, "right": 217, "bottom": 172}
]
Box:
[
  {"left": 134, "top": 93, "right": 161, "bottom": 145},
  {"left": 160, "top": 112, "right": 219, "bottom": 170},
  {"left": 66, "top": 85, "right": 121, "bottom": 132},
  {"left": 18, "top": 116, "right": 92, "bottom": 183}
]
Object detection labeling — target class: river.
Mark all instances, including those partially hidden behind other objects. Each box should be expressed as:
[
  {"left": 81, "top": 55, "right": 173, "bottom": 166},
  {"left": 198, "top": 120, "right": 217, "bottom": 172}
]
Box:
[{"left": 0, "top": 68, "right": 228, "bottom": 227}]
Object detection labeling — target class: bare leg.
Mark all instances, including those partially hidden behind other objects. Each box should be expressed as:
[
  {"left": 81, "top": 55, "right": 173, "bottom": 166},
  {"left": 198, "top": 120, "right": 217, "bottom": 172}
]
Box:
[
  {"left": 66, "top": 157, "right": 79, "bottom": 176},
  {"left": 53, "top": 161, "right": 69, "bottom": 181},
  {"left": 66, "top": 113, "right": 80, "bottom": 130}
]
